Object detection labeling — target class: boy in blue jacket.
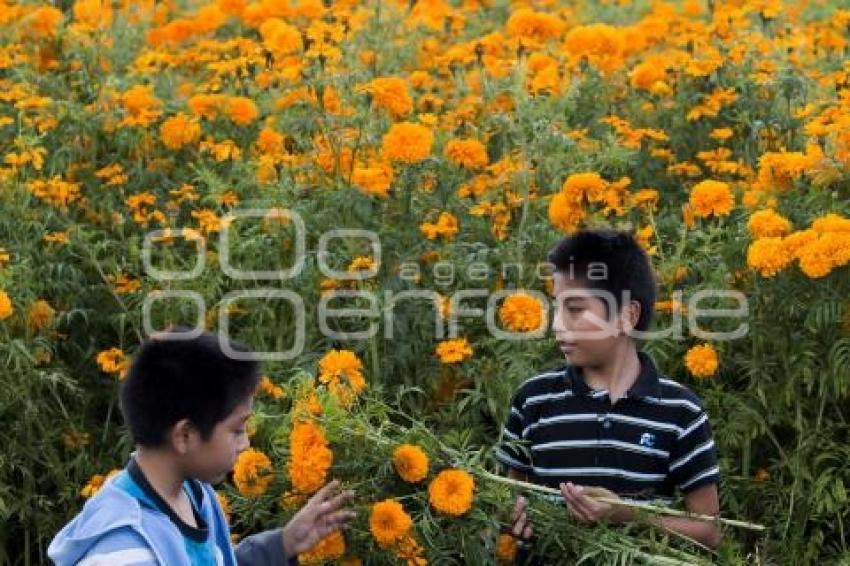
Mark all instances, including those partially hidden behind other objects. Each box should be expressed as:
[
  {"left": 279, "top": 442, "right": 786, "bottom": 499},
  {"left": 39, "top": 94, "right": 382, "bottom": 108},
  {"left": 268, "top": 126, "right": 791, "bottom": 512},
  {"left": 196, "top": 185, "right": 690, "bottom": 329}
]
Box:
[{"left": 49, "top": 329, "right": 354, "bottom": 565}]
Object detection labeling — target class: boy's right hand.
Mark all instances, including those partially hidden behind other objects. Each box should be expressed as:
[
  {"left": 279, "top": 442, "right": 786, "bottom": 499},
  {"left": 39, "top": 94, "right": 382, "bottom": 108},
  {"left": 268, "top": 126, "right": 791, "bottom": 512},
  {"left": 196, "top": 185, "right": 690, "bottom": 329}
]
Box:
[
  {"left": 511, "top": 495, "right": 533, "bottom": 540},
  {"left": 281, "top": 480, "right": 355, "bottom": 557}
]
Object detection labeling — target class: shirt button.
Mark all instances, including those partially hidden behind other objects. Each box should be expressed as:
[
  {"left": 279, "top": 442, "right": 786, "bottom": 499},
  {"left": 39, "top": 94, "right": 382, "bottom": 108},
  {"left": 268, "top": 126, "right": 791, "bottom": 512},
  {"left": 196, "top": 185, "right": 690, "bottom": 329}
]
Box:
[{"left": 603, "top": 419, "right": 612, "bottom": 429}]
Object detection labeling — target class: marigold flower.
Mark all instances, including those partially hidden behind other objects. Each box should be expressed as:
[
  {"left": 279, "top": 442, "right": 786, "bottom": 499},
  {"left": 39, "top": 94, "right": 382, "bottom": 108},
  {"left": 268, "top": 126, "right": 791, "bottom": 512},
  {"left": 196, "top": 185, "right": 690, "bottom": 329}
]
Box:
[
  {"left": 392, "top": 444, "right": 429, "bottom": 483},
  {"left": 498, "top": 292, "right": 544, "bottom": 333},
  {"left": 419, "top": 212, "right": 459, "bottom": 241},
  {"left": 0, "top": 290, "right": 13, "bottom": 320},
  {"left": 288, "top": 421, "right": 332, "bottom": 494},
  {"left": 369, "top": 499, "right": 413, "bottom": 548},
  {"left": 428, "top": 469, "right": 475, "bottom": 516},
  {"left": 160, "top": 113, "right": 201, "bottom": 150},
  {"left": 80, "top": 469, "right": 120, "bottom": 499},
  {"left": 684, "top": 344, "right": 719, "bottom": 378},
  {"left": 298, "top": 531, "right": 346, "bottom": 564},
  {"left": 548, "top": 192, "right": 585, "bottom": 234},
  {"left": 505, "top": 8, "right": 564, "bottom": 42},
  {"left": 258, "top": 375, "right": 285, "bottom": 399},
  {"left": 318, "top": 349, "right": 366, "bottom": 406},
  {"left": 96, "top": 347, "right": 129, "bottom": 378},
  {"left": 226, "top": 96, "right": 260, "bottom": 126},
  {"left": 747, "top": 209, "right": 792, "bottom": 238},
  {"left": 435, "top": 338, "right": 473, "bottom": 364},
  {"left": 27, "top": 299, "right": 55, "bottom": 332},
  {"left": 747, "top": 237, "right": 791, "bottom": 277},
  {"left": 381, "top": 122, "right": 433, "bottom": 164},
  {"left": 358, "top": 77, "right": 413, "bottom": 119},
  {"left": 444, "top": 138, "right": 488, "bottom": 169},
  {"left": 233, "top": 448, "right": 274, "bottom": 497},
  {"left": 495, "top": 533, "right": 518, "bottom": 562},
  {"left": 352, "top": 161, "right": 394, "bottom": 198},
  {"left": 689, "top": 180, "right": 734, "bottom": 218}
]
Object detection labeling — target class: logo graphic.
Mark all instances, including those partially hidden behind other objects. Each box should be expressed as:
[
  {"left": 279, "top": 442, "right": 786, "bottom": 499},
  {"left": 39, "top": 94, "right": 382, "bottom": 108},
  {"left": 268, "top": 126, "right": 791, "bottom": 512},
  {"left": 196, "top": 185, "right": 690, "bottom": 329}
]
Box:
[{"left": 639, "top": 432, "right": 656, "bottom": 448}]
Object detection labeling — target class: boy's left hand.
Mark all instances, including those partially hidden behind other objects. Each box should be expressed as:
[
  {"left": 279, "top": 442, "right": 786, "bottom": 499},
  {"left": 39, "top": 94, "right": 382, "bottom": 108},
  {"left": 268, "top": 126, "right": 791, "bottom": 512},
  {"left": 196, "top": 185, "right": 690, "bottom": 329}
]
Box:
[
  {"left": 281, "top": 480, "right": 356, "bottom": 557},
  {"left": 560, "top": 482, "right": 632, "bottom": 524}
]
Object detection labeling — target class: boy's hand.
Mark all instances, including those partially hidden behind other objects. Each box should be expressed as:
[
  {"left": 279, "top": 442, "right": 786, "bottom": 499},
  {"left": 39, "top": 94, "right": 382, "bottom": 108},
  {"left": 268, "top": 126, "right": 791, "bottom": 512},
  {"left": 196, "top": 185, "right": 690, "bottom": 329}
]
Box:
[
  {"left": 510, "top": 495, "right": 533, "bottom": 540},
  {"left": 560, "top": 482, "right": 633, "bottom": 524},
  {"left": 281, "top": 480, "right": 355, "bottom": 557}
]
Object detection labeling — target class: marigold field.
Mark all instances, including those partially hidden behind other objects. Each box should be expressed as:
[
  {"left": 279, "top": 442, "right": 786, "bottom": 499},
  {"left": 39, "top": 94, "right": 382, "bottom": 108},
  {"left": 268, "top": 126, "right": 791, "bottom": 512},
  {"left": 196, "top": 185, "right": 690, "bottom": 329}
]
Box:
[{"left": 2, "top": 0, "right": 850, "bottom": 563}]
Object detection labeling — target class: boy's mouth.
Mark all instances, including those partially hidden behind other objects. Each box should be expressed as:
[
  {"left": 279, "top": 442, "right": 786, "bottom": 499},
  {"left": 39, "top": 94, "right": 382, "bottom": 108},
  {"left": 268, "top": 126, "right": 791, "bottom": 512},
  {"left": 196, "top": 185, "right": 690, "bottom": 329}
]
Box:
[{"left": 557, "top": 341, "right": 577, "bottom": 355}]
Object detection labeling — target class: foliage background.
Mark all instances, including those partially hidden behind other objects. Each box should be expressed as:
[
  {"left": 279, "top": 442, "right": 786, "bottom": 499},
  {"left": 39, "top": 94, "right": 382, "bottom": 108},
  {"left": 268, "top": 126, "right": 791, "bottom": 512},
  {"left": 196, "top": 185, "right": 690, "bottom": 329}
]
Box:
[{"left": 1, "top": 0, "right": 849, "bottom": 563}]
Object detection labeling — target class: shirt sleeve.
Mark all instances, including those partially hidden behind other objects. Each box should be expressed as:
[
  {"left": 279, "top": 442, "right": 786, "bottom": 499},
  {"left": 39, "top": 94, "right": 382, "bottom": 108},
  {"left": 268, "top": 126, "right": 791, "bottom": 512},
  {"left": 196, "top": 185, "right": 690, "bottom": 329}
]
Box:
[
  {"left": 76, "top": 529, "right": 158, "bottom": 566},
  {"left": 668, "top": 408, "right": 721, "bottom": 494},
  {"left": 234, "top": 528, "right": 298, "bottom": 566},
  {"left": 494, "top": 390, "right": 532, "bottom": 474}
]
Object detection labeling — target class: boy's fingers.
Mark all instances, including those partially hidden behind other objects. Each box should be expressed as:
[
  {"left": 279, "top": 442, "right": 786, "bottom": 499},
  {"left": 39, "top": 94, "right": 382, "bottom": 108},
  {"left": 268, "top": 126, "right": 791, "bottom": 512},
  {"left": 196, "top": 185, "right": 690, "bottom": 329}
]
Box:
[
  {"left": 312, "top": 480, "right": 341, "bottom": 503},
  {"left": 511, "top": 496, "right": 526, "bottom": 521},
  {"left": 511, "top": 511, "right": 527, "bottom": 536},
  {"left": 319, "top": 490, "right": 355, "bottom": 514},
  {"left": 322, "top": 510, "right": 357, "bottom": 528}
]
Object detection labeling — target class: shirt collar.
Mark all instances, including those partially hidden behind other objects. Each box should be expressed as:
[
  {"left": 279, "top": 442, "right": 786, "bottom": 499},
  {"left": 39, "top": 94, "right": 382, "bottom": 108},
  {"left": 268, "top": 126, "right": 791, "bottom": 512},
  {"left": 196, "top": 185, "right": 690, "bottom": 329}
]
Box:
[{"left": 566, "top": 351, "right": 661, "bottom": 400}]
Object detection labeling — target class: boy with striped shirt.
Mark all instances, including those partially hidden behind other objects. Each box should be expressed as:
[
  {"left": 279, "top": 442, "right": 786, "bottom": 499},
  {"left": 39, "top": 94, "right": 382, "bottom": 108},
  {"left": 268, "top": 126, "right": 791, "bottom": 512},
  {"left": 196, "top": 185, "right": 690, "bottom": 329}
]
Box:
[{"left": 498, "top": 230, "right": 721, "bottom": 553}]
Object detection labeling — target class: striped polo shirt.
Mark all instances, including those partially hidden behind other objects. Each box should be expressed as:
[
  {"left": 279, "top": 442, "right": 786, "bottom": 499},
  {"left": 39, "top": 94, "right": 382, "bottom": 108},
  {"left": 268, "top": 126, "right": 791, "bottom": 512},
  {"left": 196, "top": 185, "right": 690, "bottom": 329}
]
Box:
[{"left": 495, "top": 351, "right": 720, "bottom": 503}]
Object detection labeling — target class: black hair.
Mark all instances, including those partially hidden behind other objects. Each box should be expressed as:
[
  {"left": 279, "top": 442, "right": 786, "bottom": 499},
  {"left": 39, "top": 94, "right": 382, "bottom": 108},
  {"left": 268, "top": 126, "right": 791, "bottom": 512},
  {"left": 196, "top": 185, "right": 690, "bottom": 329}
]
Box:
[
  {"left": 547, "top": 229, "right": 657, "bottom": 332},
  {"left": 120, "top": 327, "right": 261, "bottom": 447}
]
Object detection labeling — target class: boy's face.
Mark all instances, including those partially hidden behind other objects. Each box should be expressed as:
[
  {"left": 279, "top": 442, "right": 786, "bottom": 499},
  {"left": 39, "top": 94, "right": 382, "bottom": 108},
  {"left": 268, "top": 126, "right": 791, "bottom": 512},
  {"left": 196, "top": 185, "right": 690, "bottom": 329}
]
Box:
[
  {"left": 184, "top": 396, "right": 253, "bottom": 483},
  {"left": 551, "top": 272, "right": 626, "bottom": 368}
]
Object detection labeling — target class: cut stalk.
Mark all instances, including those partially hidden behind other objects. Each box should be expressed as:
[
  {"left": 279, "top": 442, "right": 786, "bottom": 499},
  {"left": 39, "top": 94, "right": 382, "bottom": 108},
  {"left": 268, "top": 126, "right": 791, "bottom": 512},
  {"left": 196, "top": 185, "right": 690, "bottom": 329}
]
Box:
[{"left": 478, "top": 469, "right": 765, "bottom": 532}]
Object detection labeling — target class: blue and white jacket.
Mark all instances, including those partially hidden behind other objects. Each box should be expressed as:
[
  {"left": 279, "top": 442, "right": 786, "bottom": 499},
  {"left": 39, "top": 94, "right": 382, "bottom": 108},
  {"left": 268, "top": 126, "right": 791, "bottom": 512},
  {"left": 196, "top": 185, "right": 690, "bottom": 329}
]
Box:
[{"left": 48, "top": 465, "right": 295, "bottom": 566}]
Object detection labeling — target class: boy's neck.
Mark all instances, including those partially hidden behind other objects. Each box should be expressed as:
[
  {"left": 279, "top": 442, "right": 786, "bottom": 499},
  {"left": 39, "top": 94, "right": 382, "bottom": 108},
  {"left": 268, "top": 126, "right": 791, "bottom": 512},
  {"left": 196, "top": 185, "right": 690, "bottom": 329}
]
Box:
[
  {"left": 581, "top": 340, "right": 641, "bottom": 403},
  {"left": 134, "top": 446, "right": 187, "bottom": 503}
]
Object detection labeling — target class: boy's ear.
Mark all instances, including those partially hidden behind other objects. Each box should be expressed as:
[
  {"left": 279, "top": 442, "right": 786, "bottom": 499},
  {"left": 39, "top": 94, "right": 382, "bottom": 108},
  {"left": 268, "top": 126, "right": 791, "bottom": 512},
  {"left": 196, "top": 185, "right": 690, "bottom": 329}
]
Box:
[
  {"left": 170, "top": 418, "right": 198, "bottom": 455},
  {"left": 621, "top": 300, "right": 641, "bottom": 334}
]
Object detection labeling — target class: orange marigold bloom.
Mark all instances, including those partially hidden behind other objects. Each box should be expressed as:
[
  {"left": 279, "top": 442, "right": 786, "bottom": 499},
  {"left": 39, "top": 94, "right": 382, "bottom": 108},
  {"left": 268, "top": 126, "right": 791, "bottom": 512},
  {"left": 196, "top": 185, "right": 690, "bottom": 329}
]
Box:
[
  {"left": 747, "top": 237, "right": 791, "bottom": 277},
  {"left": 23, "top": 6, "right": 63, "bottom": 38},
  {"left": 351, "top": 161, "right": 394, "bottom": 198},
  {"left": 747, "top": 209, "right": 792, "bottom": 238},
  {"left": 358, "top": 77, "right": 413, "bottom": 119},
  {"left": 369, "top": 499, "right": 413, "bottom": 548},
  {"left": 419, "top": 212, "right": 459, "bottom": 241},
  {"left": 73, "top": 0, "right": 113, "bottom": 30},
  {"left": 688, "top": 180, "right": 734, "bottom": 218},
  {"left": 0, "top": 290, "right": 13, "bottom": 320},
  {"left": 96, "top": 347, "right": 129, "bottom": 378},
  {"left": 80, "top": 469, "right": 120, "bottom": 499},
  {"left": 684, "top": 344, "right": 719, "bottom": 378},
  {"left": 428, "top": 469, "right": 475, "bottom": 516},
  {"left": 444, "top": 138, "right": 488, "bottom": 169},
  {"left": 260, "top": 18, "right": 303, "bottom": 56},
  {"left": 27, "top": 299, "right": 55, "bottom": 332},
  {"left": 288, "top": 421, "right": 333, "bottom": 494},
  {"left": 435, "top": 338, "right": 473, "bottom": 364},
  {"left": 548, "top": 192, "right": 585, "bottom": 234},
  {"left": 797, "top": 232, "right": 850, "bottom": 279},
  {"left": 629, "top": 56, "right": 668, "bottom": 92},
  {"left": 495, "top": 533, "right": 518, "bottom": 562},
  {"left": 226, "top": 96, "right": 260, "bottom": 126},
  {"left": 498, "top": 292, "right": 544, "bottom": 333},
  {"left": 505, "top": 8, "right": 564, "bottom": 42},
  {"left": 392, "top": 444, "right": 429, "bottom": 483},
  {"left": 298, "top": 531, "right": 346, "bottom": 564},
  {"left": 381, "top": 122, "right": 433, "bottom": 164},
  {"left": 160, "top": 113, "right": 201, "bottom": 150},
  {"left": 563, "top": 24, "right": 624, "bottom": 74},
  {"left": 233, "top": 448, "right": 274, "bottom": 497},
  {"left": 258, "top": 375, "right": 285, "bottom": 399},
  {"left": 318, "top": 349, "right": 366, "bottom": 406},
  {"left": 188, "top": 93, "right": 226, "bottom": 120}
]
